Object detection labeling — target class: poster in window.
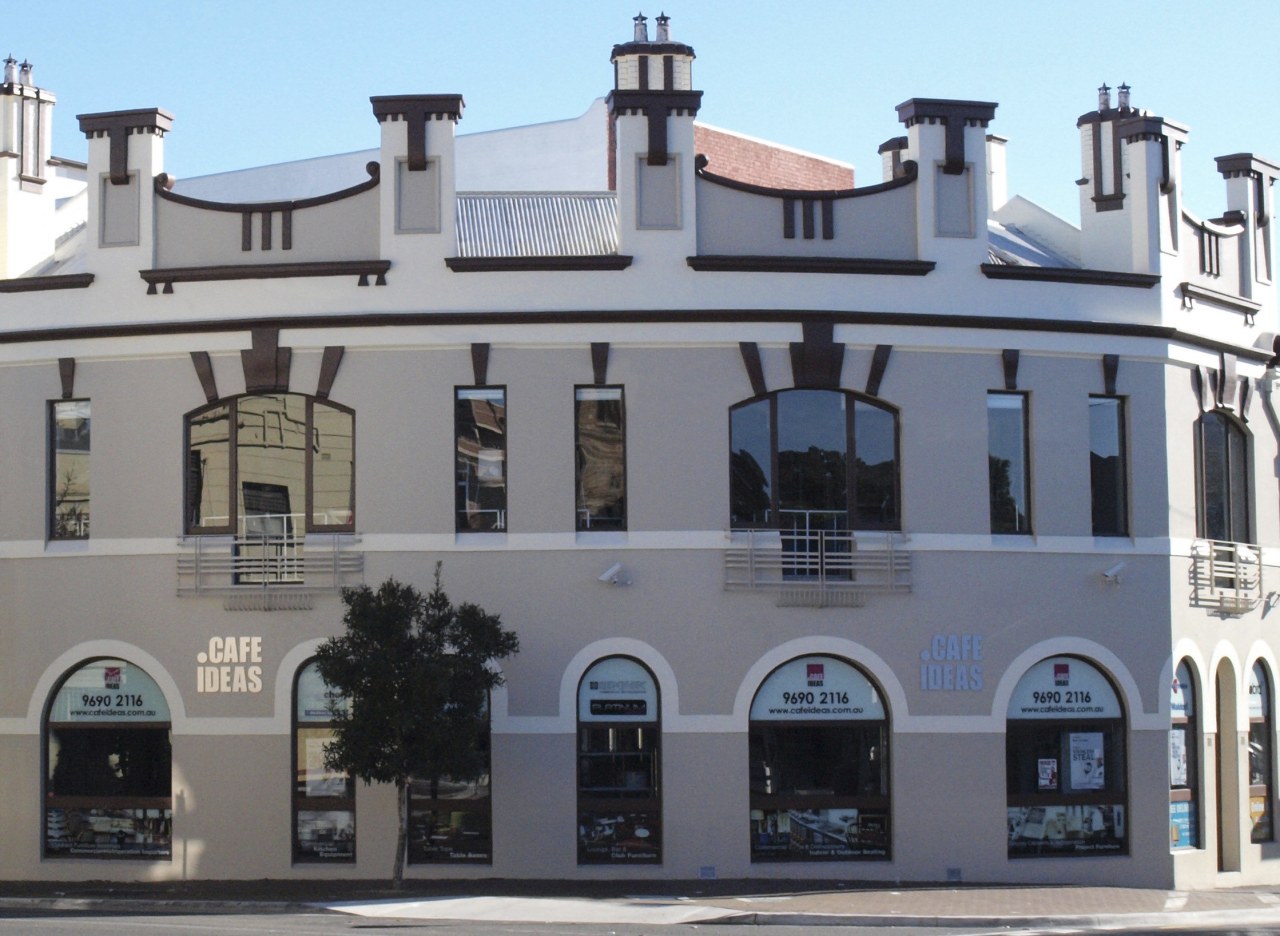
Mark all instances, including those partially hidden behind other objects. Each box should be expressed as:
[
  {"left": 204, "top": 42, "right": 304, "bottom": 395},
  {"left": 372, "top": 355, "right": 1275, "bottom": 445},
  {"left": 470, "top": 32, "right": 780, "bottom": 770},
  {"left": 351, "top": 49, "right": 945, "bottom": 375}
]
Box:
[
  {"left": 1037, "top": 758, "right": 1058, "bottom": 791},
  {"left": 750, "top": 808, "right": 889, "bottom": 861},
  {"left": 578, "top": 811, "right": 661, "bottom": 863},
  {"left": 1251, "top": 796, "right": 1272, "bottom": 841},
  {"left": 1007, "top": 804, "right": 1125, "bottom": 856},
  {"left": 1170, "top": 801, "right": 1196, "bottom": 849},
  {"left": 295, "top": 810, "right": 354, "bottom": 861},
  {"left": 409, "top": 807, "right": 492, "bottom": 863},
  {"left": 304, "top": 736, "right": 348, "bottom": 797},
  {"left": 45, "top": 807, "right": 172, "bottom": 857},
  {"left": 1070, "top": 732, "right": 1105, "bottom": 790},
  {"left": 1169, "top": 729, "right": 1188, "bottom": 787}
]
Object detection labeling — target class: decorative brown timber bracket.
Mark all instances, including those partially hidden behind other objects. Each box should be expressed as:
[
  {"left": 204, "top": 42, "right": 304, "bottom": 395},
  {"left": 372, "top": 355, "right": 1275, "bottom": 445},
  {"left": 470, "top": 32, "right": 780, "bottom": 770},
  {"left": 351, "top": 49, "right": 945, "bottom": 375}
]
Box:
[{"left": 139, "top": 260, "right": 390, "bottom": 294}]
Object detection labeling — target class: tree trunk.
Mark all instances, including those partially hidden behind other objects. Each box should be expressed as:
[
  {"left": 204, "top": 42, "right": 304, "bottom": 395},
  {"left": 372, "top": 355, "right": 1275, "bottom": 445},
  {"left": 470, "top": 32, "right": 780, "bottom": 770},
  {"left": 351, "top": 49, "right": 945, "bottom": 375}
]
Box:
[{"left": 393, "top": 777, "right": 408, "bottom": 889}]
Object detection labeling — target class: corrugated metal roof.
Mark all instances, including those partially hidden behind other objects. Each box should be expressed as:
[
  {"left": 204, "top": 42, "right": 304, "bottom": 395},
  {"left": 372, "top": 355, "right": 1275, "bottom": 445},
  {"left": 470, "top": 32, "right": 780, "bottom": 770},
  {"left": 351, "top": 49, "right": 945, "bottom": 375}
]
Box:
[
  {"left": 987, "top": 220, "right": 1078, "bottom": 269},
  {"left": 456, "top": 192, "right": 618, "bottom": 258}
]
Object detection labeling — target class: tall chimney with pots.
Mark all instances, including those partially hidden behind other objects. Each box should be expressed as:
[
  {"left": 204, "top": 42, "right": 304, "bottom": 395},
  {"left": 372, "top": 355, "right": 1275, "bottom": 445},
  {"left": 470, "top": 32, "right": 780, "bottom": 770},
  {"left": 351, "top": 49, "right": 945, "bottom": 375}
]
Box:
[
  {"left": 0, "top": 57, "right": 58, "bottom": 277},
  {"left": 607, "top": 12, "right": 701, "bottom": 264}
]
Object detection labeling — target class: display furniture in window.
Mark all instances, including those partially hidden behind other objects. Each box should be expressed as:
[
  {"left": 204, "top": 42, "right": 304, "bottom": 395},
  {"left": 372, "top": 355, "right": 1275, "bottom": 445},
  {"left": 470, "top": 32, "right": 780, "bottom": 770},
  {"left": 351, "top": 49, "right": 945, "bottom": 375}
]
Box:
[
  {"left": 1006, "top": 656, "right": 1127, "bottom": 857},
  {"left": 576, "top": 657, "right": 661, "bottom": 864},
  {"left": 748, "top": 655, "right": 890, "bottom": 861}
]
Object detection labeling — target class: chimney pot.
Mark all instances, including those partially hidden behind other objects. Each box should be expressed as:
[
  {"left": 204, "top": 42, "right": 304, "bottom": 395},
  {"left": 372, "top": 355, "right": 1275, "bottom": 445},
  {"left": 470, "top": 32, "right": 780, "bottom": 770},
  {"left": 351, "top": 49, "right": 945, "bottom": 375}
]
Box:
[
  {"left": 1098, "top": 82, "right": 1111, "bottom": 112},
  {"left": 1118, "top": 83, "right": 1131, "bottom": 110},
  {"left": 3, "top": 56, "right": 15, "bottom": 85},
  {"left": 633, "top": 12, "right": 648, "bottom": 42},
  {"left": 19, "top": 60, "right": 31, "bottom": 85},
  {"left": 656, "top": 12, "right": 670, "bottom": 41}
]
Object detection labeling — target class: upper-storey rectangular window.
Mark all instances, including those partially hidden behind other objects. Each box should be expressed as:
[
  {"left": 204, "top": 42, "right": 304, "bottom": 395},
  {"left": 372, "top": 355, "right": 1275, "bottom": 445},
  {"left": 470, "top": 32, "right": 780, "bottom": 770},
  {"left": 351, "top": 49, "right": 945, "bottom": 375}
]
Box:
[
  {"left": 1196, "top": 410, "right": 1251, "bottom": 543},
  {"left": 456, "top": 387, "right": 506, "bottom": 532},
  {"left": 1089, "top": 396, "right": 1128, "bottom": 537},
  {"left": 988, "top": 392, "right": 1030, "bottom": 534},
  {"left": 576, "top": 386, "right": 626, "bottom": 531},
  {"left": 50, "top": 400, "right": 90, "bottom": 539},
  {"left": 184, "top": 393, "right": 354, "bottom": 537}
]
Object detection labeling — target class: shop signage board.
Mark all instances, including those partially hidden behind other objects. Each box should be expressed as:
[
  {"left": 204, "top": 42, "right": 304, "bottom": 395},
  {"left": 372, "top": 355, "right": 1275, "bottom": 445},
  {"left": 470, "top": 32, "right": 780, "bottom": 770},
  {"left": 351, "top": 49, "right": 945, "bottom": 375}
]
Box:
[
  {"left": 1249, "top": 664, "right": 1268, "bottom": 720},
  {"left": 751, "top": 808, "right": 889, "bottom": 861},
  {"left": 48, "top": 659, "right": 169, "bottom": 723},
  {"left": 1007, "top": 804, "right": 1125, "bottom": 855},
  {"left": 1006, "top": 657, "right": 1120, "bottom": 720},
  {"left": 410, "top": 808, "right": 493, "bottom": 863},
  {"left": 45, "top": 807, "right": 172, "bottom": 858},
  {"left": 579, "top": 657, "right": 657, "bottom": 723},
  {"left": 1171, "top": 663, "right": 1193, "bottom": 718},
  {"left": 296, "top": 810, "right": 354, "bottom": 861},
  {"left": 296, "top": 662, "right": 350, "bottom": 721},
  {"left": 750, "top": 656, "right": 884, "bottom": 721},
  {"left": 1170, "top": 801, "right": 1196, "bottom": 849},
  {"left": 578, "top": 811, "right": 661, "bottom": 863}
]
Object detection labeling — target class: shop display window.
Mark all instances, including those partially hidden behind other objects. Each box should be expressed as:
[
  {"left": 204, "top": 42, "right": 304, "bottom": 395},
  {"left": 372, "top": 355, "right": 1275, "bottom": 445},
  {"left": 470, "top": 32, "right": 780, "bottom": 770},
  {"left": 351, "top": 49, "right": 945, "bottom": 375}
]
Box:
[
  {"left": 44, "top": 659, "right": 172, "bottom": 859},
  {"left": 1006, "top": 656, "right": 1127, "bottom": 857},
  {"left": 748, "top": 655, "right": 890, "bottom": 861},
  {"left": 408, "top": 705, "right": 494, "bottom": 865},
  {"left": 577, "top": 657, "right": 661, "bottom": 864},
  {"left": 293, "top": 661, "right": 354, "bottom": 862},
  {"left": 1249, "top": 661, "right": 1274, "bottom": 843},
  {"left": 1169, "top": 659, "right": 1200, "bottom": 849}
]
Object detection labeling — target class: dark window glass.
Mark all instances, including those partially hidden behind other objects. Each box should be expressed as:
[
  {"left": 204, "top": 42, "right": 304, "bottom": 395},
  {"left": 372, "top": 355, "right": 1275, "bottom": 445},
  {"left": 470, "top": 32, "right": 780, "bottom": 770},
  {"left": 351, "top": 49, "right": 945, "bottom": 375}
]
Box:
[
  {"left": 988, "top": 392, "right": 1030, "bottom": 533},
  {"left": 1089, "top": 396, "right": 1128, "bottom": 536},
  {"left": 575, "top": 386, "right": 625, "bottom": 531},
  {"left": 48, "top": 727, "right": 171, "bottom": 798},
  {"left": 729, "top": 390, "right": 898, "bottom": 531},
  {"left": 456, "top": 387, "right": 506, "bottom": 531},
  {"left": 50, "top": 400, "right": 90, "bottom": 539},
  {"left": 1198, "top": 411, "right": 1250, "bottom": 542},
  {"left": 408, "top": 715, "right": 493, "bottom": 865},
  {"left": 1250, "top": 662, "right": 1273, "bottom": 843},
  {"left": 730, "top": 399, "right": 772, "bottom": 526},
  {"left": 187, "top": 404, "right": 231, "bottom": 532}
]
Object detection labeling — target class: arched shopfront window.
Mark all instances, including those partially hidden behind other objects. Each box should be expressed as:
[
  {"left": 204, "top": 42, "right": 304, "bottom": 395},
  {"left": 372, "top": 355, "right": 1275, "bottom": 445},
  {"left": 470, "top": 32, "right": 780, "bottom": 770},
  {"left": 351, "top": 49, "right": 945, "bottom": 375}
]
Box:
[
  {"left": 407, "top": 694, "right": 494, "bottom": 865},
  {"left": 577, "top": 657, "right": 661, "bottom": 864},
  {"left": 1170, "top": 659, "right": 1201, "bottom": 849},
  {"left": 730, "top": 389, "right": 899, "bottom": 532},
  {"left": 44, "top": 659, "right": 172, "bottom": 858},
  {"left": 293, "top": 660, "right": 354, "bottom": 862},
  {"left": 1249, "top": 661, "right": 1274, "bottom": 843},
  {"left": 748, "top": 655, "right": 890, "bottom": 861},
  {"left": 1006, "top": 656, "right": 1127, "bottom": 857},
  {"left": 185, "top": 393, "right": 355, "bottom": 536},
  {"left": 1196, "top": 410, "right": 1250, "bottom": 543}
]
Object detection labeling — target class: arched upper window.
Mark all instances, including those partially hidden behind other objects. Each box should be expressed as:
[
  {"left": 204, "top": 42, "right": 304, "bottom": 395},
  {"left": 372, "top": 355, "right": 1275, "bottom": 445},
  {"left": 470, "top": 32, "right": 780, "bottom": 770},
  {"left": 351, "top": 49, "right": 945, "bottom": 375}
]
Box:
[
  {"left": 1170, "top": 659, "right": 1201, "bottom": 849},
  {"left": 748, "top": 655, "right": 890, "bottom": 861},
  {"left": 1196, "top": 410, "right": 1250, "bottom": 543},
  {"left": 44, "top": 658, "right": 172, "bottom": 858},
  {"left": 185, "top": 393, "right": 355, "bottom": 536},
  {"left": 730, "top": 389, "right": 899, "bottom": 532},
  {"left": 1006, "top": 656, "right": 1127, "bottom": 857}
]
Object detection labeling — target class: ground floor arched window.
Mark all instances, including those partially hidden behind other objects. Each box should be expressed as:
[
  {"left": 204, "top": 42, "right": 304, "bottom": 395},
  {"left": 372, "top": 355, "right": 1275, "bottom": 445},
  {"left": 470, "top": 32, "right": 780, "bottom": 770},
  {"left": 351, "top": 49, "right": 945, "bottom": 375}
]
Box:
[
  {"left": 748, "top": 655, "right": 890, "bottom": 861},
  {"left": 1006, "top": 656, "right": 1127, "bottom": 857},
  {"left": 1170, "top": 659, "right": 1201, "bottom": 849},
  {"left": 1249, "top": 661, "right": 1274, "bottom": 843},
  {"left": 293, "top": 660, "right": 354, "bottom": 862},
  {"left": 577, "top": 656, "right": 661, "bottom": 864},
  {"left": 408, "top": 694, "right": 494, "bottom": 865},
  {"left": 44, "top": 658, "right": 172, "bottom": 858}
]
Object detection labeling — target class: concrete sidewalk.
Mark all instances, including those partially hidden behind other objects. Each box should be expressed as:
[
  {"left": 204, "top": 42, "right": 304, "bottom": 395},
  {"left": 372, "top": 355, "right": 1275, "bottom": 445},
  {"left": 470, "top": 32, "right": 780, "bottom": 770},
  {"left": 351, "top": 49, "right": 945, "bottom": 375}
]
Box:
[{"left": 2, "top": 879, "right": 1280, "bottom": 928}]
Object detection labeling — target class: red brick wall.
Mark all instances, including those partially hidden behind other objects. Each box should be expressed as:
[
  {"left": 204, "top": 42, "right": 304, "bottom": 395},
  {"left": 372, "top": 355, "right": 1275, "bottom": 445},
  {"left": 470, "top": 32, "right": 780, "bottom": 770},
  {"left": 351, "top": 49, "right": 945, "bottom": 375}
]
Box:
[{"left": 693, "top": 125, "right": 854, "bottom": 190}]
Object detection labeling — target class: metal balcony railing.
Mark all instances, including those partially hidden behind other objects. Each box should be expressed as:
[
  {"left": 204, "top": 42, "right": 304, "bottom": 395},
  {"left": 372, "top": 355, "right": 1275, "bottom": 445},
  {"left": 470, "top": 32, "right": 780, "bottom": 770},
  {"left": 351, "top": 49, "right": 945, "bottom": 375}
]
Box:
[
  {"left": 1190, "top": 539, "right": 1262, "bottom": 615},
  {"left": 724, "top": 527, "right": 911, "bottom": 607},
  {"left": 178, "top": 514, "right": 363, "bottom": 601}
]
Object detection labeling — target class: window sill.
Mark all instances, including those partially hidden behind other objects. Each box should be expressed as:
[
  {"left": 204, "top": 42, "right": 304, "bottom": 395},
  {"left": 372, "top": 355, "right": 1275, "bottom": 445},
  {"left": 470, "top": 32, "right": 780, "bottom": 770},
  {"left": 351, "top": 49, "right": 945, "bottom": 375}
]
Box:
[{"left": 575, "top": 529, "right": 628, "bottom": 546}]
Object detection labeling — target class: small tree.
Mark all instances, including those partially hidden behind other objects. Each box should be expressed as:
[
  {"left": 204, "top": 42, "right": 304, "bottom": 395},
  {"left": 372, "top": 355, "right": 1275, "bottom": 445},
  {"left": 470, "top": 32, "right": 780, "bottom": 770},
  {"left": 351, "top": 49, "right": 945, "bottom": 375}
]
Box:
[{"left": 313, "top": 565, "right": 519, "bottom": 887}]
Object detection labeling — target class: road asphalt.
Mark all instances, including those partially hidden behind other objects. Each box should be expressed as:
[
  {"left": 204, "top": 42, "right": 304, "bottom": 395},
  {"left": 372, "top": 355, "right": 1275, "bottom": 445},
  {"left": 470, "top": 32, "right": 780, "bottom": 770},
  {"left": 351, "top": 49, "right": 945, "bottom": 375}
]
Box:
[{"left": 2, "top": 878, "right": 1280, "bottom": 928}]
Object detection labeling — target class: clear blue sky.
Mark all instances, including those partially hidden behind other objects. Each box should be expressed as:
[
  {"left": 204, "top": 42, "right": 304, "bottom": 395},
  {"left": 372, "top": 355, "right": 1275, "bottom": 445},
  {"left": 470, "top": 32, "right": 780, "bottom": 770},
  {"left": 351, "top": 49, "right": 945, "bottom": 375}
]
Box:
[{"left": 22, "top": 0, "right": 1280, "bottom": 224}]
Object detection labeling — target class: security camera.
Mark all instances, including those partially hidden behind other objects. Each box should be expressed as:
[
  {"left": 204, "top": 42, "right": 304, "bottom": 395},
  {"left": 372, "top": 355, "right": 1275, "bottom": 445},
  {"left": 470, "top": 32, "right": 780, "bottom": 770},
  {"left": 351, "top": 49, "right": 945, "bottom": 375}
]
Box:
[
  {"left": 598, "top": 563, "right": 623, "bottom": 584},
  {"left": 1102, "top": 562, "right": 1126, "bottom": 584}
]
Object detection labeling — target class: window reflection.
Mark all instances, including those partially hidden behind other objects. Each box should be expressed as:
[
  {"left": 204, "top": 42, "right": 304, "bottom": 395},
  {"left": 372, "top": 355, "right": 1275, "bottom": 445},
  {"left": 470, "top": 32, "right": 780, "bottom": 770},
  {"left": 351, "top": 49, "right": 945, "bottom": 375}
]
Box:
[
  {"left": 1198, "top": 411, "right": 1250, "bottom": 543},
  {"left": 50, "top": 400, "right": 91, "bottom": 539},
  {"left": 730, "top": 390, "right": 898, "bottom": 531},
  {"left": 456, "top": 387, "right": 506, "bottom": 531},
  {"left": 576, "top": 387, "right": 625, "bottom": 530},
  {"left": 988, "top": 393, "right": 1030, "bottom": 534}
]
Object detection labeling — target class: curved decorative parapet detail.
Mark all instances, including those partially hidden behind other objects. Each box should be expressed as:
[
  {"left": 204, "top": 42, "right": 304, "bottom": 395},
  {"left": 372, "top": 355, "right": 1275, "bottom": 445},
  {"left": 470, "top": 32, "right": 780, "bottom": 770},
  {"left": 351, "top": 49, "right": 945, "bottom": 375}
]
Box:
[
  {"left": 693, "top": 154, "right": 921, "bottom": 259},
  {"left": 694, "top": 154, "right": 918, "bottom": 201},
  {"left": 152, "top": 164, "right": 381, "bottom": 270}
]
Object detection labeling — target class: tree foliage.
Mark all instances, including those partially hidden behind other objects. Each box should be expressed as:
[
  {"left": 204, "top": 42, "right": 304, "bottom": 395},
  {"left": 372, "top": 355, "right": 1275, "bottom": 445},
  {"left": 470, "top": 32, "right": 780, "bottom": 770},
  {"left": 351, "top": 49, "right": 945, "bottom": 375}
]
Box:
[{"left": 312, "top": 565, "right": 518, "bottom": 885}]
